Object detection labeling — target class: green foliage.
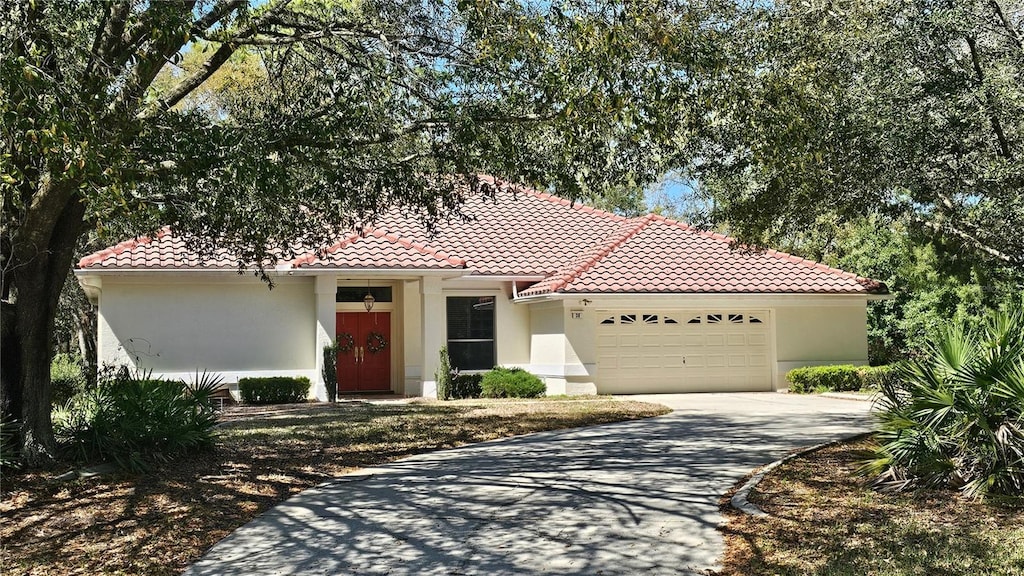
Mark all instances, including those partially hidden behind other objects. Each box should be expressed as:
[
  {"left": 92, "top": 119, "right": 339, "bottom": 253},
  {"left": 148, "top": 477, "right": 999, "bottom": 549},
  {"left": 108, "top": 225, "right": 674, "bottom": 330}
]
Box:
[
  {"left": 863, "top": 305, "right": 1024, "bottom": 498},
  {"left": 822, "top": 218, "right": 1019, "bottom": 364},
  {"left": 2, "top": 0, "right": 704, "bottom": 281},
  {"left": 451, "top": 373, "right": 484, "bottom": 400},
  {"left": 435, "top": 346, "right": 453, "bottom": 401},
  {"left": 50, "top": 353, "right": 87, "bottom": 407},
  {"left": 480, "top": 367, "right": 546, "bottom": 399},
  {"left": 787, "top": 365, "right": 863, "bottom": 394},
  {"left": 436, "top": 347, "right": 485, "bottom": 400},
  {"left": 238, "top": 377, "right": 311, "bottom": 405},
  {"left": 52, "top": 373, "right": 221, "bottom": 472},
  {"left": 2, "top": 0, "right": 711, "bottom": 461},
  {"left": 857, "top": 365, "right": 899, "bottom": 391},
  {"left": 691, "top": 0, "right": 1024, "bottom": 271},
  {"left": 322, "top": 342, "right": 339, "bottom": 402}
]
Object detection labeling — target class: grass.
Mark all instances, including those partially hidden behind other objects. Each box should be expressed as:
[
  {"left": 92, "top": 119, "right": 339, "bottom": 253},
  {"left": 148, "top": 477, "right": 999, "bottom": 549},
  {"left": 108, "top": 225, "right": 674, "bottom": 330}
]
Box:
[
  {"left": 719, "top": 437, "right": 1024, "bottom": 576},
  {"left": 1, "top": 398, "right": 668, "bottom": 576}
]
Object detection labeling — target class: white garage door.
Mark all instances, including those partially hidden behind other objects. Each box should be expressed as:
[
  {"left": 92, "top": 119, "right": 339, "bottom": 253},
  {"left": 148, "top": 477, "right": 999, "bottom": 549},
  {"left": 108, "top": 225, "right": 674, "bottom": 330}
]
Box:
[{"left": 595, "top": 310, "right": 772, "bottom": 394}]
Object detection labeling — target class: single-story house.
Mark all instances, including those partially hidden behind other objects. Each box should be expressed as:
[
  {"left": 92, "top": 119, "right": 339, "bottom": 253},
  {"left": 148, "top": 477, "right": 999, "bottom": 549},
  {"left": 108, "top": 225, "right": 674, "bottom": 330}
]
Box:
[{"left": 75, "top": 181, "right": 887, "bottom": 399}]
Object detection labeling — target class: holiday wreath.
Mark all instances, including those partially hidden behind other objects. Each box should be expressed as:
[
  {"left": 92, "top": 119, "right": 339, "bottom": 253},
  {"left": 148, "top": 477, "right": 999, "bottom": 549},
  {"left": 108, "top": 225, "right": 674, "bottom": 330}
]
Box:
[
  {"left": 336, "top": 332, "right": 355, "bottom": 353},
  {"left": 366, "top": 331, "right": 388, "bottom": 353}
]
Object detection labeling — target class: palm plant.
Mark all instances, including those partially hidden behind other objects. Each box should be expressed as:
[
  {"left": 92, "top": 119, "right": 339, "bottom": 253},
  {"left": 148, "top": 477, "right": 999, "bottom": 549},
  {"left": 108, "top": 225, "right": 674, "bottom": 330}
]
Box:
[
  {"left": 862, "top": 304, "right": 1024, "bottom": 498},
  {"left": 53, "top": 370, "right": 221, "bottom": 472}
]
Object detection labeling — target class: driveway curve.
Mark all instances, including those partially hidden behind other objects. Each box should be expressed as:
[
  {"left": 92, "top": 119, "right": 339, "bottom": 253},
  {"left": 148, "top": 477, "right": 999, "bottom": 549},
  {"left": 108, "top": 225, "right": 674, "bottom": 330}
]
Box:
[{"left": 184, "top": 393, "right": 872, "bottom": 576}]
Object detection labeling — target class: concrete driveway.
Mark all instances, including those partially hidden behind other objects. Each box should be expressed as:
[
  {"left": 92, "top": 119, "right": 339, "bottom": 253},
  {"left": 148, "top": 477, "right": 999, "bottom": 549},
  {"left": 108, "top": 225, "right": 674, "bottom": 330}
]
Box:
[{"left": 184, "top": 393, "right": 872, "bottom": 576}]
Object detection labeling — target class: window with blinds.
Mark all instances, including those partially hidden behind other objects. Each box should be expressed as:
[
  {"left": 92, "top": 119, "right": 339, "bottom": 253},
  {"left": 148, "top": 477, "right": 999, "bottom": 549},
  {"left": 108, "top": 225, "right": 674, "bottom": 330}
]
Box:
[{"left": 446, "top": 296, "right": 495, "bottom": 371}]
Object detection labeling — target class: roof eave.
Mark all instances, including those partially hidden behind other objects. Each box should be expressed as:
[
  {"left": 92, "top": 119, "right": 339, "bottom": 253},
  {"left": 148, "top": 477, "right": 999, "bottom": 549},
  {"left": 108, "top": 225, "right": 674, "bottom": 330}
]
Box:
[
  {"left": 75, "top": 267, "right": 469, "bottom": 279},
  {"left": 514, "top": 290, "right": 881, "bottom": 304}
]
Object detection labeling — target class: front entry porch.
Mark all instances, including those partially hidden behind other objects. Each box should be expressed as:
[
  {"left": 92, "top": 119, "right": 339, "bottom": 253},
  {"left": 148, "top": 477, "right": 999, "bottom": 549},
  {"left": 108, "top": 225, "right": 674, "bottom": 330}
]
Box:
[
  {"left": 312, "top": 275, "right": 447, "bottom": 399},
  {"left": 336, "top": 311, "right": 392, "bottom": 393},
  {"left": 311, "top": 274, "right": 529, "bottom": 401}
]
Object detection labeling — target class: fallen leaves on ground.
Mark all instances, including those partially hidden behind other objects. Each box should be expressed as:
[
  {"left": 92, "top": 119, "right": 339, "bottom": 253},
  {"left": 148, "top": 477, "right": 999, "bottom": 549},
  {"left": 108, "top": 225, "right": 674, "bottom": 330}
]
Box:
[
  {"left": 719, "top": 437, "right": 1024, "bottom": 576},
  {"left": 2, "top": 399, "right": 669, "bottom": 576}
]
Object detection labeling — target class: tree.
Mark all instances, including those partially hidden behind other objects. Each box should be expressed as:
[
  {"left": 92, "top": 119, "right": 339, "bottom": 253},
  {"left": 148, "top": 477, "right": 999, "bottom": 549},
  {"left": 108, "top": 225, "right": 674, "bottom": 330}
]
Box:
[
  {"left": 687, "top": 0, "right": 1024, "bottom": 271},
  {"left": 1, "top": 0, "right": 725, "bottom": 464},
  {"left": 821, "top": 216, "right": 1019, "bottom": 364}
]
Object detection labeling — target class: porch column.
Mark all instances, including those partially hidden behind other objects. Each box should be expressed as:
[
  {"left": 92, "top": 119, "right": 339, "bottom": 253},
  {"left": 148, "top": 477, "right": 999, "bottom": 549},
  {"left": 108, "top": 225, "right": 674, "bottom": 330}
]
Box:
[
  {"left": 313, "top": 274, "right": 336, "bottom": 401},
  {"left": 420, "top": 276, "right": 445, "bottom": 398}
]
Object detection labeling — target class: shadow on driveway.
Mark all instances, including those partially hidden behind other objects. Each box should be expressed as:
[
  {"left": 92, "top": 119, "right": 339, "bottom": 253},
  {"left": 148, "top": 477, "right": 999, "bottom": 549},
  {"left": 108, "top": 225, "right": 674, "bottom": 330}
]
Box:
[{"left": 185, "top": 394, "right": 871, "bottom": 576}]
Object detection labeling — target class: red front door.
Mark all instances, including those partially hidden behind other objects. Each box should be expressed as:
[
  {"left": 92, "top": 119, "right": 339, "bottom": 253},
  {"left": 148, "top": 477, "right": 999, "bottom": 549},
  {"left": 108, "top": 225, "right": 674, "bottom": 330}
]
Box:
[{"left": 336, "top": 312, "right": 392, "bottom": 393}]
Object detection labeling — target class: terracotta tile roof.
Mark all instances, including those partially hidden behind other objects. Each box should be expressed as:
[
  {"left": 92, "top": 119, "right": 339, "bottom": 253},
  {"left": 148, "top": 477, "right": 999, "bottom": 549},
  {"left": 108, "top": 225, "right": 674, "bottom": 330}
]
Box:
[
  {"left": 372, "top": 185, "right": 628, "bottom": 276},
  {"left": 518, "top": 214, "right": 886, "bottom": 296},
  {"left": 77, "top": 182, "right": 885, "bottom": 295},
  {"left": 77, "top": 227, "right": 465, "bottom": 271},
  {"left": 292, "top": 229, "right": 465, "bottom": 269},
  {"left": 77, "top": 228, "right": 249, "bottom": 269}
]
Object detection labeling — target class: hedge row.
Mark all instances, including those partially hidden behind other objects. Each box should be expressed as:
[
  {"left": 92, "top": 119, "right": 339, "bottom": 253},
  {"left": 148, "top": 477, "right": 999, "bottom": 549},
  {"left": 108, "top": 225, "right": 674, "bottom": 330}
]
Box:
[
  {"left": 480, "top": 367, "right": 546, "bottom": 398},
  {"left": 451, "top": 373, "right": 484, "bottom": 399},
  {"left": 238, "top": 376, "right": 311, "bottom": 404},
  {"left": 786, "top": 364, "right": 897, "bottom": 393},
  {"left": 436, "top": 346, "right": 546, "bottom": 400}
]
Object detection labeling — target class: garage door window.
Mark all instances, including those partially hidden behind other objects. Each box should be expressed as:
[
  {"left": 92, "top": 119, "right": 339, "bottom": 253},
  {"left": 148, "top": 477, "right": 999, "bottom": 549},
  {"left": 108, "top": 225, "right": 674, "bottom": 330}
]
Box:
[
  {"left": 446, "top": 296, "right": 495, "bottom": 371},
  {"left": 601, "top": 313, "right": 681, "bottom": 325}
]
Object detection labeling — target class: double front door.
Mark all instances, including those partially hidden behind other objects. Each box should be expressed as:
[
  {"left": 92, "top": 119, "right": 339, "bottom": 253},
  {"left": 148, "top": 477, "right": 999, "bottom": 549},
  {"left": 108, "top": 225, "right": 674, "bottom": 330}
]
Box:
[{"left": 336, "top": 312, "right": 392, "bottom": 393}]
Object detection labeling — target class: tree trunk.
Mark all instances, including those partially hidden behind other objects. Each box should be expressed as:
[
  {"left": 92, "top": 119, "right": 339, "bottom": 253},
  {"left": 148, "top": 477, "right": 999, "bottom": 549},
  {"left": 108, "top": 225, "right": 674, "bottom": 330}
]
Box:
[{"left": 1, "top": 183, "right": 86, "bottom": 466}]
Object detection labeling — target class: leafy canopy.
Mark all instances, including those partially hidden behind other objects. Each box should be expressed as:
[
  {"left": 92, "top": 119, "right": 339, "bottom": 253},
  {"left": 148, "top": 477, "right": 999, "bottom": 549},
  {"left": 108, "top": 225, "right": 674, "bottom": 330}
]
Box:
[
  {"left": 1, "top": 0, "right": 729, "bottom": 463},
  {"left": 686, "top": 0, "right": 1024, "bottom": 270},
  {"left": 3, "top": 0, "right": 723, "bottom": 271}
]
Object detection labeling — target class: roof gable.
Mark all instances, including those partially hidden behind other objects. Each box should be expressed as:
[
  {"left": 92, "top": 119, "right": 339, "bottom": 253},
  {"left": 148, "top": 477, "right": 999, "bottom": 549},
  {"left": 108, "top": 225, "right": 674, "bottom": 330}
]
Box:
[
  {"left": 293, "top": 229, "right": 465, "bottom": 269},
  {"left": 519, "top": 215, "right": 885, "bottom": 296}
]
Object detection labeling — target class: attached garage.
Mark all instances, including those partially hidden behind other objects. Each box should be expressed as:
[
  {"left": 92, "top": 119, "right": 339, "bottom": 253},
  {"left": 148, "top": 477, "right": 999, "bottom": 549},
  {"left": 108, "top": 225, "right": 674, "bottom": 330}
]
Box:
[{"left": 595, "top": 310, "right": 772, "bottom": 394}]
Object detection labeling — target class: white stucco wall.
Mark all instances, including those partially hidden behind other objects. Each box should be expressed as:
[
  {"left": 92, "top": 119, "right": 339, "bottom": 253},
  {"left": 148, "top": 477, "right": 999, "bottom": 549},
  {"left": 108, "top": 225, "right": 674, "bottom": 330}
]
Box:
[
  {"left": 86, "top": 269, "right": 872, "bottom": 400},
  {"left": 522, "top": 295, "right": 871, "bottom": 395},
  {"left": 94, "top": 275, "right": 317, "bottom": 388},
  {"left": 495, "top": 287, "right": 531, "bottom": 366},
  {"left": 401, "top": 279, "right": 424, "bottom": 396},
  {"left": 774, "top": 303, "right": 869, "bottom": 384},
  {"left": 526, "top": 300, "right": 599, "bottom": 395}
]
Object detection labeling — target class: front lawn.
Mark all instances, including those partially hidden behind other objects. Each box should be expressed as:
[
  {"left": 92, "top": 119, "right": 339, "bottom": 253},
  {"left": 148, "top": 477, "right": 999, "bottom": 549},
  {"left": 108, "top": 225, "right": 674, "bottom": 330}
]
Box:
[
  {"left": 2, "top": 398, "right": 669, "bottom": 576},
  {"left": 720, "top": 437, "right": 1024, "bottom": 575}
]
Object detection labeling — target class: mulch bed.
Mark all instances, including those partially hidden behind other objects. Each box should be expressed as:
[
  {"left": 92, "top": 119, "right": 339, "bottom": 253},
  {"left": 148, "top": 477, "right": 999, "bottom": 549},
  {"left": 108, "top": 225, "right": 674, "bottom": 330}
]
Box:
[{"left": 717, "top": 437, "right": 1024, "bottom": 576}]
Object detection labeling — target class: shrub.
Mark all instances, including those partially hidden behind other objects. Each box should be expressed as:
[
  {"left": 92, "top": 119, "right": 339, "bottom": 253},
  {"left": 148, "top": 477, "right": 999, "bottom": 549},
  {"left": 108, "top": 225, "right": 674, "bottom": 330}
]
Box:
[
  {"left": 53, "top": 372, "right": 221, "bottom": 472},
  {"left": 451, "top": 373, "right": 484, "bottom": 399},
  {"left": 862, "top": 306, "right": 1024, "bottom": 498},
  {"left": 480, "top": 367, "right": 546, "bottom": 398},
  {"left": 322, "top": 343, "right": 339, "bottom": 402},
  {"left": 786, "top": 365, "right": 862, "bottom": 393},
  {"left": 435, "top": 346, "right": 454, "bottom": 400},
  {"left": 857, "top": 365, "right": 898, "bottom": 390},
  {"left": 238, "top": 376, "right": 311, "bottom": 404},
  {"left": 51, "top": 353, "right": 87, "bottom": 406}
]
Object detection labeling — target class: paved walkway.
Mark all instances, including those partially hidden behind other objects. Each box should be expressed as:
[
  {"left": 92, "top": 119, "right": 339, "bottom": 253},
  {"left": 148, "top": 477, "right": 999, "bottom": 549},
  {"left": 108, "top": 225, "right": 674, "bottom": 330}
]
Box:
[{"left": 185, "top": 393, "right": 872, "bottom": 576}]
